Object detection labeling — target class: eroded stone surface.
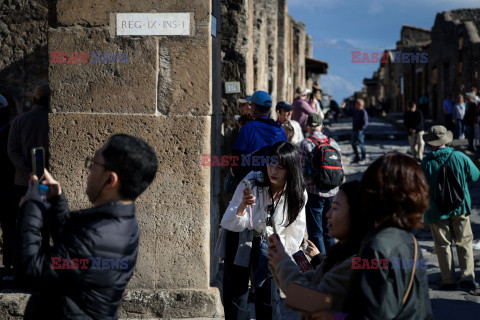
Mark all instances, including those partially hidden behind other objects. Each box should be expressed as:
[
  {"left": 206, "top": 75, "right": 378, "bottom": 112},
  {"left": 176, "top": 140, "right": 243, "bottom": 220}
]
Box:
[
  {"left": 56, "top": 1, "right": 209, "bottom": 27},
  {"left": 49, "top": 27, "right": 157, "bottom": 114},
  {"left": 119, "top": 289, "right": 222, "bottom": 318}
]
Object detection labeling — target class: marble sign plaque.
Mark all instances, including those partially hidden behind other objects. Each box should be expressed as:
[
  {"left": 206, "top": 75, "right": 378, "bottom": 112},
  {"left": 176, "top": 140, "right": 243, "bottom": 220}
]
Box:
[{"left": 116, "top": 13, "right": 191, "bottom": 36}]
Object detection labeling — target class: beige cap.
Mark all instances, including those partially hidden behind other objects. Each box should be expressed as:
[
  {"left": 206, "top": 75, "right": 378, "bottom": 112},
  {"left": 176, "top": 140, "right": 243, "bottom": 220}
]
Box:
[{"left": 238, "top": 95, "right": 252, "bottom": 104}]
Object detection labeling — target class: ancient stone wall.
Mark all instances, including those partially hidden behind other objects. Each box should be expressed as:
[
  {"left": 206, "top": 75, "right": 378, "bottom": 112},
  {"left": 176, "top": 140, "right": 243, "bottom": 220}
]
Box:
[
  {"left": 429, "top": 9, "right": 480, "bottom": 121},
  {"left": 1, "top": 0, "right": 223, "bottom": 318},
  {"left": 375, "top": 10, "right": 480, "bottom": 122},
  {"left": 0, "top": 0, "right": 316, "bottom": 318},
  {"left": 0, "top": 0, "right": 48, "bottom": 114},
  {"left": 290, "top": 17, "right": 307, "bottom": 100},
  {"left": 399, "top": 26, "right": 431, "bottom": 46}
]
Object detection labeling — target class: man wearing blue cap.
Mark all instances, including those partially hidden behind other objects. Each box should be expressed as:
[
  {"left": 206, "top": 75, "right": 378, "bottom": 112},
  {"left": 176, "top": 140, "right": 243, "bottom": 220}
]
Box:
[{"left": 231, "top": 90, "right": 287, "bottom": 183}]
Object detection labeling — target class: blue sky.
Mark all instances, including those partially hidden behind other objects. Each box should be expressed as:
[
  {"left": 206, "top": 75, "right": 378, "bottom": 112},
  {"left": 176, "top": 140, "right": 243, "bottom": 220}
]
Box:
[{"left": 287, "top": 0, "right": 480, "bottom": 102}]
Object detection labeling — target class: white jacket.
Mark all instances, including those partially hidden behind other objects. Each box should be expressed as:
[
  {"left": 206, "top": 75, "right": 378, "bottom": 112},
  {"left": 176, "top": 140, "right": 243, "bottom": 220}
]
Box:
[{"left": 220, "top": 171, "right": 307, "bottom": 256}]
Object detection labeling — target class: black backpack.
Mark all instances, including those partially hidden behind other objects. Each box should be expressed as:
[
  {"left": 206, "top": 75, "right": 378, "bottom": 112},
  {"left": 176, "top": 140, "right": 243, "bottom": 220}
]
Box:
[
  {"left": 435, "top": 151, "right": 465, "bottom": 214},
  {"left": 308, "top": 136, "right": 344, "bottom": 190}
]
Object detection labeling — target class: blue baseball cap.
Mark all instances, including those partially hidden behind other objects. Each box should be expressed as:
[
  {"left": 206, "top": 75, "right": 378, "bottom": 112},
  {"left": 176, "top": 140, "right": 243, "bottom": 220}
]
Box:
[{"left": 246, "top": 91, "right": 272, "bottom": 107}]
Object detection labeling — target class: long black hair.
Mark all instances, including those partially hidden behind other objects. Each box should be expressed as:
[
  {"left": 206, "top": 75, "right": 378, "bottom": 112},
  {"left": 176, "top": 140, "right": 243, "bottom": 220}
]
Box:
[
  {"left": 322, "top": 180, "right": 374, "bottom": 273},
  {"left": 256, "top": 141, "right": 306, "bottom": 227}
]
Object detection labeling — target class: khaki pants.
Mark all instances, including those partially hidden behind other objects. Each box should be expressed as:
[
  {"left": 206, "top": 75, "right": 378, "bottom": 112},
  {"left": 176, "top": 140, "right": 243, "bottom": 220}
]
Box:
[
  {"left": 408, "top": 131, "right": 425, "bottom": 161},
  {"left": 430, "top": 214, "right": 475, "bottom": 284}
]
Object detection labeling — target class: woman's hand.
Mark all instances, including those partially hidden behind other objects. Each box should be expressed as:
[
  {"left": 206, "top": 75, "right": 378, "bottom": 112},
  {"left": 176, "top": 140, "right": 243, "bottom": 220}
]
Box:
[
  {"left": 305, "top": 239, "right": 321, "bottom": 259},
  {"left": 41, "top": 169, "right": 62, "bottom": 198},
  {"left": 237, "top": 188, "right": 255, "bottom": 216},
  {"left": 310, "top": 311, "right": 336, "bottom": 320},
  {"left": 267, "top": 234, "right": 289, "bottom": 268}
]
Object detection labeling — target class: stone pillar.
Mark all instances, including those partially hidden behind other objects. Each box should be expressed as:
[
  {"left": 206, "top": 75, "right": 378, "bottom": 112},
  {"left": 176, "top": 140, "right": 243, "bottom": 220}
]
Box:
[
  {"left": 305, "top": 34, "right": 313, "bottom": 89},
  {"left": 266, "top": 0, "right": 279, "bottom": 106},
  {"left": 48, "top": 0, "right": 222, "bottom": 318},
  {"left": 276, "top": 0, "right": 289, "bottom": 102},
  {"left": 221, "top": 0, "right": 254, "bottom": 135},
  {"left": 292, "top": 20, "right": 307, "bottom": 92},
  {"left": 253, "top": 1, "right": 268, "bottom": 92}
]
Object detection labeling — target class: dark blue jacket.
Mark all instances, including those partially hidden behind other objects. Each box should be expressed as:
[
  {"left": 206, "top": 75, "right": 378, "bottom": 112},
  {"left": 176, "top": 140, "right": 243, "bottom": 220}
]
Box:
[
  {"left": 232, "top": 118, "right": 287, "bottom": 182},
  {"left": 15, "top": 194, "right": 139, "bottom": 320},
  {"left": 233, "top": 118, "right": 287, "bottom": 154},
  {"left": 352, "top": 109, "right": 368, "bottom": 131}
]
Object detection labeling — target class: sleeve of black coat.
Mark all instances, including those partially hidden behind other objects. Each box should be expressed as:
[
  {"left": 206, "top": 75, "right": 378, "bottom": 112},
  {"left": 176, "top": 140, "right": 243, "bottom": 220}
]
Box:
[
  {"left": 15, "top": 199, "right": 91, "bottom": 290},
  {"left": 343, "top": 245, "right": 403, "bottom": 320},
  {"left": 45, "top": 193, "right": 71, "bottom": 242}
]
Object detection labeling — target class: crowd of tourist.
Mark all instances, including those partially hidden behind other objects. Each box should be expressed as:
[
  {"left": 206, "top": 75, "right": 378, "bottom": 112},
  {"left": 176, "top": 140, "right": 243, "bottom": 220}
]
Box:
[
  {"left": 1, "top": 82, "right": 479, "bottom": 319},
  {"left": 216, "top": 85, "right": 480, "bottom": 320}
]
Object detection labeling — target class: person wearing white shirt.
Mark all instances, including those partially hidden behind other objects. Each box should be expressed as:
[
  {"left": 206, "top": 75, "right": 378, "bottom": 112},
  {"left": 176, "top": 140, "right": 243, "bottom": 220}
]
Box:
[
  {"left": 217, "top": 141, "right": 307, "bottom": 320},
  {"left": 453, "top": 94, "right": 466, "bottom": 139}
]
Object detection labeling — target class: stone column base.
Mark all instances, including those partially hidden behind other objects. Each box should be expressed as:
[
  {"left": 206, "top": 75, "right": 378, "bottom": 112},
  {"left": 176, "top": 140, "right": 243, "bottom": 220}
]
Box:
[
  {"left": 120, "top": 288, "right": 223, "bottom": 319},
  {"left": 0, "top": 288, "right": 223, "bottom": 319}
]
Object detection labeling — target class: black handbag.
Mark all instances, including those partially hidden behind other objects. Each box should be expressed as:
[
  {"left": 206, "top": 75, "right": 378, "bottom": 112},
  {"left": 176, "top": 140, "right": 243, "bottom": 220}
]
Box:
[{"left": 435, "top": 151, "right": 465, "bottom": 214}]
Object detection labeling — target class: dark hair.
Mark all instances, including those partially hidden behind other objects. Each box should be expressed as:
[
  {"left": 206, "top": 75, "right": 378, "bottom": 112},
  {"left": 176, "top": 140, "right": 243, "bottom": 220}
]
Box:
[
  {"left": 360, "top": 153, "right": 430, "bottom": 231},
  {"left": 254, "top": 103, "right": 270, "bottom": 114},
  {"left": 33, "top": 95, "right": 49, "bottom": 107},
  {"left": 257, "top": 141, "right": 305, "bottom": 226},
  {"left": 408, "top": 101, "right": 415, "bottom": 109},
  {"left": 102, "top": 134, "right": 158, "bottom": 200},
  {"left": 238, "top": 115, "right": 253, "bottom": 126},
  {"left": 322, "top": 181, "right": 374, "bottom": 273}
]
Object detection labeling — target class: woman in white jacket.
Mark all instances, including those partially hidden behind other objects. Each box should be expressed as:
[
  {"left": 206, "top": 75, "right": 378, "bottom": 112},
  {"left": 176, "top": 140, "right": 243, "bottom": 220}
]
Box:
[{"left": 218, "top": 141, "right": 307, "bottom": 320}]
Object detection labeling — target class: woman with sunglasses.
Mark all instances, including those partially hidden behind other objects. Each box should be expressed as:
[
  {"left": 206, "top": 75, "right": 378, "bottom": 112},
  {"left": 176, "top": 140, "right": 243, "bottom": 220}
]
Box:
[{"left": 216, "top": 141, "right": 307, "bottom": 320}]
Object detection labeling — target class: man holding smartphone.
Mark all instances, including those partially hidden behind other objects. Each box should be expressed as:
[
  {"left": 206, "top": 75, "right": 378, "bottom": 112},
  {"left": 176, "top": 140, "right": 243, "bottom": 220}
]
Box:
[{"left": 15, "top": 134, "right": 158, "bottom": 320}]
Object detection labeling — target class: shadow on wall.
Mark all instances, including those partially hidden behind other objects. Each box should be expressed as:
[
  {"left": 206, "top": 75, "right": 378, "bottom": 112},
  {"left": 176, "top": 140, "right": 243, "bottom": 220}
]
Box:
[
  {"left": 0, "top": 46, "right": 49, "bottom": 115},
  {"left": 0, "top": 0, "right": 50, "bottom": 114}
]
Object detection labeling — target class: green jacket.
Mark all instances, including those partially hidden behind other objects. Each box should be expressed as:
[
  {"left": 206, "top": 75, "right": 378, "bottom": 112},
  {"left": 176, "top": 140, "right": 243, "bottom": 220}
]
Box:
[
  {"left": 421, "top": 147, "right": 480, "bottom": 224},
  {"left": 342, "top": 226, "right": 432, "bottom": 320}
]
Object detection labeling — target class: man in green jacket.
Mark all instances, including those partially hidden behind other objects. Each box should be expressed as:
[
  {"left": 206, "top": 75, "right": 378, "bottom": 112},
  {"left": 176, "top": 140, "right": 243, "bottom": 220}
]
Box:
[{"left": 421, "top": 125, "right": 480, "bottom": 294}]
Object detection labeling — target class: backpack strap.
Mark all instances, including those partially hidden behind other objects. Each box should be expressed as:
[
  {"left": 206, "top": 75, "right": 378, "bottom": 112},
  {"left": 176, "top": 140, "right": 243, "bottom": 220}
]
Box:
[
  {"left": 445, "top": 150, "right": 455, "bottom": 164},
  {"left": 435, "top": 150, "right": 455, "bottom": 167},
  {"left": 307, "top": 136, "right": 328, "bottom": 146},
  {"left": 402, "top": 235, "right": 417, "bottom": 306},
  {"left": 307, "top": 136, "right": 321, "bottom": 146}
]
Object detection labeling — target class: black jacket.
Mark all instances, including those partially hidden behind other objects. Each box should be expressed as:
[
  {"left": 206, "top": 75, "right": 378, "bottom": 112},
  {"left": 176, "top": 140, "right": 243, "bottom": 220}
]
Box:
[
  {"left": 342, "top": 226, "right": 433, "bottom": 320},
  {"left": 15, "top": 194, "right": 139, "bottom": 320},
  {"left": 403, "top": 110, "right": 424, "bottom": 133}
]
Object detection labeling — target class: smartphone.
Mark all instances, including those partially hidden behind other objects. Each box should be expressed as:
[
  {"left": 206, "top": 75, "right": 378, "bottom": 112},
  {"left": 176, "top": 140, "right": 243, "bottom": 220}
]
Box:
[
  {"left": 243, "top": 180, "right": 253, "bottom": 194},
  {"left": 292, "top": 250, "right": 314, "bottom": 272},
  {"left": 31, "top": 147, "right": 45, "bottom": 180}
]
